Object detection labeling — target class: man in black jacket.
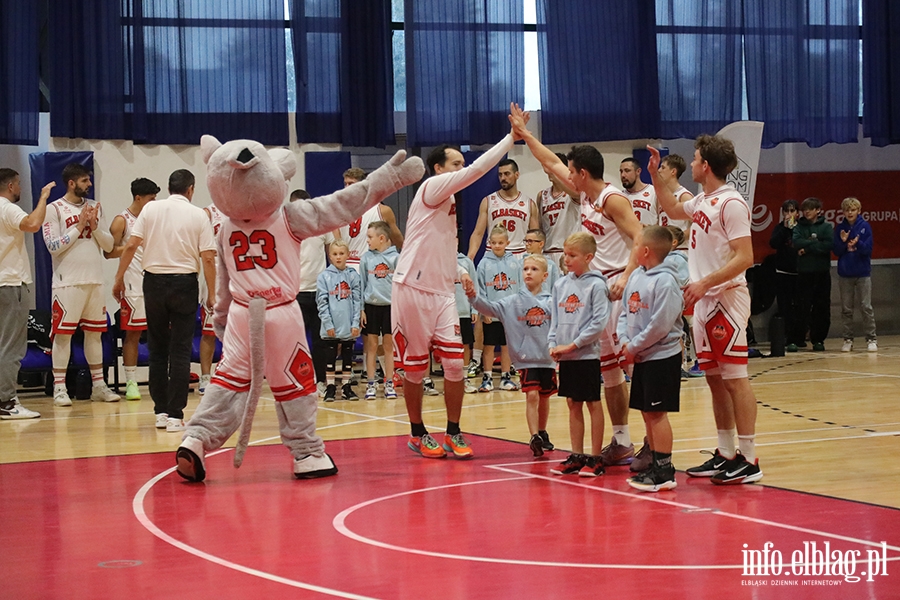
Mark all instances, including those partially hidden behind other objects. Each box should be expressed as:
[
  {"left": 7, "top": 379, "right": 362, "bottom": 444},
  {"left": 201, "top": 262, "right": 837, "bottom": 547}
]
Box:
[{"left": 768, "top": 199, "right": 803, "bottom": 350}]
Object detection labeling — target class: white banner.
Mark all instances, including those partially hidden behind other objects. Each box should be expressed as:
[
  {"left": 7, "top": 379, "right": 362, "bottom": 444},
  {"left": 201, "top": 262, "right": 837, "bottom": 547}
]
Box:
[{"left": 714, "top": 121, "right": 765, "bottom": 212}]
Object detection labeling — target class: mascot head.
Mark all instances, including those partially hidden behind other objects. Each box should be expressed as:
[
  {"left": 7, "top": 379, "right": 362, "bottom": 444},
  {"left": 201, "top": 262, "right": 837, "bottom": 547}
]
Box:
[{"left": 201, "top": 135, "right": 296, "bottom": 221}]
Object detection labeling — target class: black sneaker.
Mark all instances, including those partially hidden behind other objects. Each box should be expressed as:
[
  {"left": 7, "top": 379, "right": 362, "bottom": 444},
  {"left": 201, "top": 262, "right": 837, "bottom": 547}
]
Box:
[
  {"left": 685, "top": 449, "right": 728, "bottom": 477},
  {"left": 529, "top": 433, "right": 544, "bottom": 458},
  {"left": 710, "top": 453, "right": 763, "bottom": 485},
  {"left": 578, "top": 455, "right": 605, "bottom": 477},
  {"left": 538, "top": 430, "right": 555, "bottom": 451},
  {"left": 342, "top": 383, "right": 359, "bottom": 401},
  {"left": 323, "top": 384, "right": 337, "bottom": 402},
  {"left": 628, "top": 464, "right": 677, "bottom": 492},
  {"left": 551, "top": 453, "right": 585, "bottom": 475}
]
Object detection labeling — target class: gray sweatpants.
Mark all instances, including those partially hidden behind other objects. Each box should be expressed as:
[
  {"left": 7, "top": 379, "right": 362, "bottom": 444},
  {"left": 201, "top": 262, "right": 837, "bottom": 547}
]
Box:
[
  {"left": 838, "top": 276, "right": 876, "bottom": 341},
  {"left": 0, "top": 284, "right": 31, "bottom": 402}
]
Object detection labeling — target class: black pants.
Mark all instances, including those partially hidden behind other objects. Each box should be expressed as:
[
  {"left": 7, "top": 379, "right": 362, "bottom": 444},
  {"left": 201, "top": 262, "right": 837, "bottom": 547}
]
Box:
[
  {"left": 775, "top": 272, "right": 804, "bottom": 345},
  {"left": 297, "top": 291, "right": 329, "bottom": 383},
  {"left": 796, "top": 271, "right": 831, "bottom": 345},
  {"left": 144, "top": 273, "right": 198, "bottom": 419},
  {"left": 323, "top": 339, "right": 354, "bottom": 381}
]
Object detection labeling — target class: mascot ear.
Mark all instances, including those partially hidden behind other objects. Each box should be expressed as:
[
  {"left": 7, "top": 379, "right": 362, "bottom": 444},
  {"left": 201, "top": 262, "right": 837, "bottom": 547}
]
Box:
[
  {"left": 269, "top": 149, "right": 297, "bottom": 181},
  {"left": 200, "top": 135, "right": 222, "bottom": 165}
]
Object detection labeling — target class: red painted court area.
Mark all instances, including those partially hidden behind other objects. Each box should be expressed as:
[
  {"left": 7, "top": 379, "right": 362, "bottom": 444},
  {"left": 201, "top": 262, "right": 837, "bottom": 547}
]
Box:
[{"left": 4, "top": 435, "right": 900, "bottom": 599}]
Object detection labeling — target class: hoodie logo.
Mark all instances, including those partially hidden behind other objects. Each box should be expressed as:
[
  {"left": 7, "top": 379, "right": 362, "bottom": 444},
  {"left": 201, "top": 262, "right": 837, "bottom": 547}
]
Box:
[
  {"left": 332, "top": 281, "right": 351, "bottom": 300},
  {"left": 562, "top": 294, "right": 583, "bottom": 313},
  {"left": 627, "top": 291, "right": 647, "bottom": 314},
  {"left": 373, "top": 262, "right": 391, "bottom": 279},
  {"left": 491, "top": 272, "right": 513, "bottom": 291},
  {"left": 521, "top": 306, "right": 549, "bottom": 327}
]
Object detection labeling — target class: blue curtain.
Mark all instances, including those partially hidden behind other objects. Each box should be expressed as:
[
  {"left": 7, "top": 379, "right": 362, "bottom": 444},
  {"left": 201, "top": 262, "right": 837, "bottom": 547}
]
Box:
[
  {"left": 405, "top": 0, "right": 523, "bottom": 147},
  {"left": 744, "top": 0, "right": 859, "bottom": 148},
  {"left": 863, "top": 0, "right": 900, "bottom": 146},
  {"left": 655, "top": 0, "right": 743, "bottom": 139},
  {"left": 536, "top": 0, "right": 660, "bottom": 144},
  {"left": 291, "top": 0, "right": 395, "bottom": 147},
  {"left": 0, "top": 1, "right": 40, "bottom": 145},
  {"left": 50, "top": 0, "right": 288, "bottom": 145}
]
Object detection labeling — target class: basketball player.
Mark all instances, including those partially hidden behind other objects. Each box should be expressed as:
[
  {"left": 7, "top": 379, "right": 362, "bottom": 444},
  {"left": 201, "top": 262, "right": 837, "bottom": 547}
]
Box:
[
  {"left": 42, "top": 163, "right": 120, "bottom": 406},
  {"left": 655, "top": 154, "right": 693, "bottom": 248},
  {"left": 394, "top": 124, "right": 524, "bottom": 460},
  {"left": 538, "top": 152, "right": 581, "bottom": 267},
  {"left": 647, "top": 138, "right": 763, "bottom": 485},
  {"left": 198, "top": 202, "right": 225, "bottom": 394},
  {"left": 620, "top": 157, "right": 660, "bottom": 227},
  {"left": 509, "top": 103, "right": 644, "bottom": 468},
  {"left": 338, "top": 168, "right": 404, "bottom": 272},
  {"left": 467, "top": 159, "right": 539, "bottom": 260},
  {"left": 105, "top": 177, "right": 160, "bottom": 400}
]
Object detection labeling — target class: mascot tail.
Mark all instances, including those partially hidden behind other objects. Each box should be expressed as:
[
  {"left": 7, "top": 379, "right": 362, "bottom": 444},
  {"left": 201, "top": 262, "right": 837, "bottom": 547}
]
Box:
[{"left": 233, "top": 297, "right": 267, "bottom": 468}]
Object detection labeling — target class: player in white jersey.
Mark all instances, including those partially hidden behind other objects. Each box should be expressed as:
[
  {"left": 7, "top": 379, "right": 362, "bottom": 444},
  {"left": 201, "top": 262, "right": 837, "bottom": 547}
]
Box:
[
  {"left": 196, "top": 202, "right": 225, "bottom": 394},
  {"left": 338, "top": 168, "right": 404, "bottom": 272},
  {"left": 105, "top": 178, "right": 160, "bottom": 400},
  {"left": 620, "top": 157, "right": 661, "bottom": 227},
  {"left": 538, "top": 152, "right": 581, "bottom": 266},
  {"left": 648, "top": 136, "right": 763, "bottom": 485},
  {"left": 42, "top": 163, "right": 119, "bottom": 406},
  {"left": 394, "top": 129, "right": 519, "bottom": 460},
  {"left": 509, "top": 103, "right": 645, "bottom": 468},
  {"left": 656, "top": 154, "right": 693, "bottom": 249},
  {"left": 467, "top": 159, "right": 539, "bottom": 259}
]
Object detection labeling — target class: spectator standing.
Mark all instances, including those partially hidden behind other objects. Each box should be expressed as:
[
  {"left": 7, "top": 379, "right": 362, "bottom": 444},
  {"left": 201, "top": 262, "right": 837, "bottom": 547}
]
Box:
[{"left": 833, "top": 197, "right": 876, "bottom": 352}]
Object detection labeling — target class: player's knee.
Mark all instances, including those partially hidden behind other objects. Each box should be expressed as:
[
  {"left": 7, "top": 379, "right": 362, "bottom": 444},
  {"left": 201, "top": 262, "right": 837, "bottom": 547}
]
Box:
[
  {"left": 442, "top": 358, "right": 465, "bottom": 382},
  {"left": 602, "top": 367, "right": 625, "bottom": 388},
  {"left": 403, "top": 367, "right": 426, "bottom": 384}
]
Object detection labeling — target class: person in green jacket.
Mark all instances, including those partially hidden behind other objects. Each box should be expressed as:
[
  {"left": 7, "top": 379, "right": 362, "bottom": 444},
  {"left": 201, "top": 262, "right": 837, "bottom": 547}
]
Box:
[{"left": 792, "top": 197, "right": 833, "bottom": 351}]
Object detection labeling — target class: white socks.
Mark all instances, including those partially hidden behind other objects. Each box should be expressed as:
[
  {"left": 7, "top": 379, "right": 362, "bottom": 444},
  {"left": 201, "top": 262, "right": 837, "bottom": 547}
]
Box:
[
  {"left": 718, "top": 428, "right": 737, "bottom": 458},
  {"left": 613, "top": 425, "right": 631, "bottom": 446}
]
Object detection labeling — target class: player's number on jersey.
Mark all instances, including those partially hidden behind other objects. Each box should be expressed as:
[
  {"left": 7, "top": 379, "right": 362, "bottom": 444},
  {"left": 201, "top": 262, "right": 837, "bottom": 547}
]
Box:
[
  {"left": 348, "top": 218, "right": 362, "bottom": 238},
  {"left": 230, "top": 230, "right": 278, "bottom": 271},
  {"left": 690, "top": 229, "right": 697, "bottom": 249},
  {"left": 502, "top": 219, "right": 517, "bottom": 232}
]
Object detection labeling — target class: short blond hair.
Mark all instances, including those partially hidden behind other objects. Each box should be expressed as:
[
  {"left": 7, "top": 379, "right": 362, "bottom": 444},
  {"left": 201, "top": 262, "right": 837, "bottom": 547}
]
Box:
[
  {"left": 522, "top": 254, "right": 548, "bottom": 273},
  {"left": 564, "top": 232, "right": 596, "bottom": 255},
  {"left": 841, "top": 197, "right": 861, "bottom": 212},
  {"left": 489, "top": 224, "right": 509, "bottom": 240},
  {"left": 329, "top": 239, "right": 349, "bottom": 252}
]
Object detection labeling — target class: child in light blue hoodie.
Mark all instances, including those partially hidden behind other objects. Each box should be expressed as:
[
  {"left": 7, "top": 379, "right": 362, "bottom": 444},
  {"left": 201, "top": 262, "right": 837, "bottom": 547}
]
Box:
[
  {"left": 618, "top": 226, "right": 684, "bottom": 493},
  {"left": 548, "top": 233, "right": 611, "bottom": 477},
  {"left": 359, "top": 221, "right": 400, "bottom": 400},
  {"left": 316, "top": 240, "right": 361, "bottom": 401},
  {"left": 475, "top": 225, "right": 522, "bottom": 392},
  {"left": 469, "top": 254, "right": 557, "bottom": 457},
  {"left": 455, "top": 252, "right": 478, "bottom": 394}
]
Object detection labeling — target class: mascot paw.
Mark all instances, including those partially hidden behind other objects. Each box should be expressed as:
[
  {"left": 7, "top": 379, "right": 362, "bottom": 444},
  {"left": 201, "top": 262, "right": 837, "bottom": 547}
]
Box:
[
  {"left": 293, "top": 452, "right": 338, "bottom": 479},
  {"left": 390, "top": 150, "right": 426, "bottom": 187},
  {"left": 176, "top": 437, "right": 207, "bottom": 482}
]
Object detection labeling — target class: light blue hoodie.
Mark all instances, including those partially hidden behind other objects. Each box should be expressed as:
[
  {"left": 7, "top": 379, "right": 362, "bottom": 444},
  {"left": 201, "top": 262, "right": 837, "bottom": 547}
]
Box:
[
  {"left": 359, "top": 245, "right": 399, "bottom": 306},
  {"left": 616, "top": 260, "right": 683, "bottom": 363},
  {"left": 316, "top": 264, "right": 361, "bottom": 340},
  {"left": 469, "top": 287, "right": 555, "bottom": 369},
  {"left": 455, "top": 253, "right": 477, "bottom": 318},
  {"left": 548, "top": 271, "right": 610, "bottom": 361},
  {"left": 663, "top": 249, "right": 690, "bottom": 288},
  {"left": 476, "top": 250, "right": 521, "bottom": 303},
  {"left": 521, "top": 252, "right": 561, "bottom": 295}
]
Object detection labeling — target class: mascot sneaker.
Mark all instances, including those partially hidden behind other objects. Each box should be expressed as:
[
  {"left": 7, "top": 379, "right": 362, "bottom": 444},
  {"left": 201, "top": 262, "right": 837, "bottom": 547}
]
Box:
[
  {"left": 176, "top": 436, "right": 206, "bottom": 482},
  {"left": 293, "top": 453, "right": 338, "bottom": 479}
]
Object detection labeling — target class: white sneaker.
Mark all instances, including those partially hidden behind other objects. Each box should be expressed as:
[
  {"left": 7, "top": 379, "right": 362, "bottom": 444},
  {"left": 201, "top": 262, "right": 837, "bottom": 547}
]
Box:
[
  {"left": 0, "top": 398, "right": 40, "bottom": 420},
  {"left": 317, "top": 381, "right": 327, "bottom": 398},
  {"left": 155, "top": 413, "right": 169, "bottom": 429},
  {"left": 293, "top": 452, "right": 338, "bottom": 479},
  {"left": 176, "top": 436, "right": 206, "bottom": 482},
  {"left": 867, "top": 341, "right": 878, "bottom": 352},
  {"left": 91, "top": 382, "right": 120, "bottom": 403},
  {"left": 365, "top": 383, "right": 377, "bottom": 400},
  {"left": 422, "top": 377, "right": 440, "bottom": 396},
  {"left": 464, "top": 380, "right": 477, "bottom": 394},
  {"left": 384, "top": 380, "right": 398, "bottom": 399},
  {"left": 53, "top": 385, "right": 72, "bottom": 407},
  {"left": 166, "top": 417, "right": 185, "bottom": 432},
  {"left": 841, "top": 339, "right": 853, "bottom": 352},
  {"left": 199, "top": 374, "right": 211, "bottom": 394}
]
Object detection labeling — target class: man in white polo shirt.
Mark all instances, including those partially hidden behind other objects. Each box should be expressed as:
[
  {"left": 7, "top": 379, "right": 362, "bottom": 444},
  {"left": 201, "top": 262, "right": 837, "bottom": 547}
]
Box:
[
  {"left": 113, "top": 170, "right": 216, "bottom": 432},
  {"left": 0, "top": 169, "right": 55, "bottom": 419}
]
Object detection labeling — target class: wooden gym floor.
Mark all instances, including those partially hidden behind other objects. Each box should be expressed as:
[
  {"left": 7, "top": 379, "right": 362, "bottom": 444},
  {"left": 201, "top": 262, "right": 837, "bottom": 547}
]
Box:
[{"left": 3, "top": 337, "right": 899, "bottom": 599}]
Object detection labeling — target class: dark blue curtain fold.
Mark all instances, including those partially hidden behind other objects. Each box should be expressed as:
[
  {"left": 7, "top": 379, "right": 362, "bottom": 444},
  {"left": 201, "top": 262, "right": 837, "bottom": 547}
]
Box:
[
  {"left": 862, "top": 0, "right": 900, "bottom": 146},
  {"left": 537, "top": 0, "right": 660, "bottom": 144},
  {"left": 655, "top": 0, "right": 743, "bottom": 139},
  {"left": 291, "top": 0, "right": 395, "bottom": 147},
  {"left": 743, "top": 0, "right": 859, "bottom": 148},
  {"left": 50, "top": 0, "right": 288, "bottom": 145},
  {"left": 0, "top": 0, "right": 40, "bottom": 145},
  {"left": 405, "top": 0, "right": 524, "bottom": 147}
]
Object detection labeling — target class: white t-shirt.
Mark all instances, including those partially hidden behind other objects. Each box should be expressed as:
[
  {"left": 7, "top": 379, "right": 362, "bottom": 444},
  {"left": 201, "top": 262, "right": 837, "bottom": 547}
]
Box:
[
  {"left": 0, "top": 198, "right": 30, "bottom": 286},
  {"left": 131, "top": 195, "right": 216, "bottom": 274},
  {"left": 681, "top": 185, "right": 750, "bottom": 295}
]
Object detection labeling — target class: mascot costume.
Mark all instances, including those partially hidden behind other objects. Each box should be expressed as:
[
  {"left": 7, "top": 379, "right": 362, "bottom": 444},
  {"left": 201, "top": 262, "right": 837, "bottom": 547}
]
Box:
[{"left": 175, "top": 136, "right": 424, "bottom": 482}]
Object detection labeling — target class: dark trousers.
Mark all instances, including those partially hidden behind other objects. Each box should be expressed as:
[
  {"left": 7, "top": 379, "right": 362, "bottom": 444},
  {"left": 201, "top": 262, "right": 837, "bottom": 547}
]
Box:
[
  {"left": 323, "top": 339, "right": 354, "bottom": 380},
  {"left": 796, "top": 271, "right": 831, "bottom": 345},
  {"left": 144, "top": 273, "right": 198, "bottom": 420},
  {"left": 774, "top": 272, "right": 804, "bottom": 345},
  {"left": 297, "top": 291, "right": 328, "bottom": 383}
]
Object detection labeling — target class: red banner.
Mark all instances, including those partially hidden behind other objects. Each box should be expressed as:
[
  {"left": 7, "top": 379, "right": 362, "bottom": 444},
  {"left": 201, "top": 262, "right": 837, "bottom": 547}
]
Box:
[{"left": 751, "top": 171, "right": 900, "bottom": 262}]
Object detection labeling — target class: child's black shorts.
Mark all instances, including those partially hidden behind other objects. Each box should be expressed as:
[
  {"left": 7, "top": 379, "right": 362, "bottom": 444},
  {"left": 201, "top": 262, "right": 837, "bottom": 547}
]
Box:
[
  {"left": 458, "top": 317, "right": 475, "bottom": 345},
  {"left": 482, "top": 320, "right": 507, "bottom": 346},
  {"left": 558, "top": 359, "right": 601, "bottom": 402},
  {"left": 362, "top": 303, "right": 392, "bottom": 336},
  {"left": 520, "top": 367, "right": 558, "bottom": 396},
  {"left": 629, "top": 352, "right": 681, "bottom": 413}
]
